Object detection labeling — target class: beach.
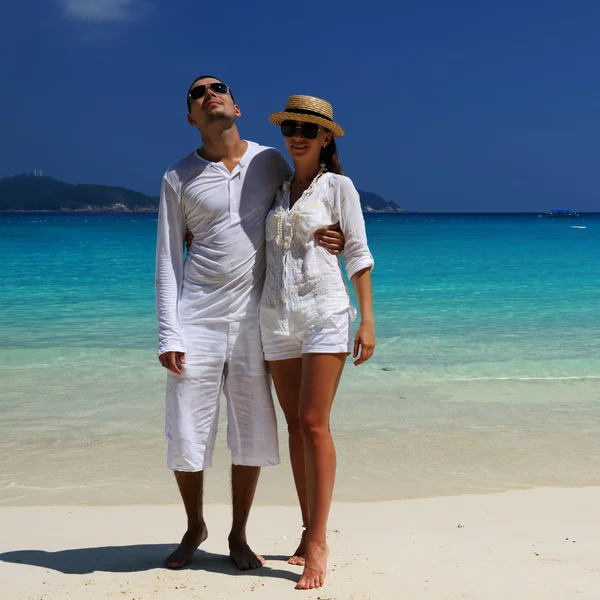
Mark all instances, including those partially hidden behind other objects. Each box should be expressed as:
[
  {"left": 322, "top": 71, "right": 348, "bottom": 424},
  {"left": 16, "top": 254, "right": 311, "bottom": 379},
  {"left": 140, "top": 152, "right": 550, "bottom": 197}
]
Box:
[
  {"left": 2, "top": 213, "right": 600, "bottom": 597},
  {"left": 2, "top": 488, "right": 600, "bottom": 599}
]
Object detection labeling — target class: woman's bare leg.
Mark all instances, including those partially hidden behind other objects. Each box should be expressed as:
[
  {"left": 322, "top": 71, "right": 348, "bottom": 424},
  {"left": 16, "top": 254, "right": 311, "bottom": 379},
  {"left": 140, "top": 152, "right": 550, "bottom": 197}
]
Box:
[
  {"left": 268, "top": 358, "right": 309, "bottom": 564},
  {"left": 296, "top": 352, "right": 346, "bottom": 590}
]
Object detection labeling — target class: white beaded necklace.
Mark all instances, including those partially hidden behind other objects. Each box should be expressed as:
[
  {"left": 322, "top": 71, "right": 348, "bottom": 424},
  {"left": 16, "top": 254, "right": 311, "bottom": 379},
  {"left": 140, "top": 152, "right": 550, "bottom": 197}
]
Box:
[{"left": 275, "top": 166, "right": 327, "bottom": 250}]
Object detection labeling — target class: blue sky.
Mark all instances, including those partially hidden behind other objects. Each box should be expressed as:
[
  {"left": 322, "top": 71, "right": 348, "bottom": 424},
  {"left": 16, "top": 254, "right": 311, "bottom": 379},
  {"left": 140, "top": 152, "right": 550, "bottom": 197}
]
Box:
[{"left": 1, "top": 0, "right": 599, "bottom": 212}]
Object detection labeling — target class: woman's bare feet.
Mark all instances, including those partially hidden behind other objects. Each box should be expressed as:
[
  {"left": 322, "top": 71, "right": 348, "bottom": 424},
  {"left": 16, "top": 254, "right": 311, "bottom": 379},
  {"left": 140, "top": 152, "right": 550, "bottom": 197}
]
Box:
[
  {"left": 295, "top": 538, "right": 328, "bottom": 590},
  {"left": 288, "top": 529, "right": 307, "bottom": 566},
  {"left": 164, "top": 523, "right": 208, "bottom": 569}
]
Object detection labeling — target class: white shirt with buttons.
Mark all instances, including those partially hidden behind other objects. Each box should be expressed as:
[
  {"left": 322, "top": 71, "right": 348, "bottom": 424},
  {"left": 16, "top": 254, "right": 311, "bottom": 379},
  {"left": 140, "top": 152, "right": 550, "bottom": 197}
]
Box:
[
  {"left": 259, "top": 172, "right": 374, "bottom": 336},
  {"left": 155, "top": 141, "right": 291, "bottom": 356}
]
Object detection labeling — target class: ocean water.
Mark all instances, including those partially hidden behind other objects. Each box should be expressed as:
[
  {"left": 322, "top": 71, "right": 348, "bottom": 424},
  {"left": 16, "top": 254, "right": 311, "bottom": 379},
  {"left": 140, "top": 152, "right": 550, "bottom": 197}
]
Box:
[{"left": 1, "top": 212, "right": 600, "bottom": 505}]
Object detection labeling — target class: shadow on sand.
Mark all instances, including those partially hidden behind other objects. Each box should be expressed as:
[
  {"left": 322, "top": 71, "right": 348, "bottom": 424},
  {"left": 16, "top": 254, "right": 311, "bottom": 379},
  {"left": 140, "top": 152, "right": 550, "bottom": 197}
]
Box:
[{"left": 0, "top": 544, "right": 297, "bottom": 582}]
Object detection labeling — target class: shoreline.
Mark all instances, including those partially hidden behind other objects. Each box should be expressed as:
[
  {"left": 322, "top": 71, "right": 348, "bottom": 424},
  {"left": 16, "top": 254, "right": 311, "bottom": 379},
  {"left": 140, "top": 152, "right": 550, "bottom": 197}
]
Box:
[
  {"left": 2, "top": 480, "right": 600, "bottom": 509},
  {"left": 2, "top": 486, "right": 599, "bottom": 599},
  {"left": 2, "top": 365, "right": 600, "bottom": 508}
]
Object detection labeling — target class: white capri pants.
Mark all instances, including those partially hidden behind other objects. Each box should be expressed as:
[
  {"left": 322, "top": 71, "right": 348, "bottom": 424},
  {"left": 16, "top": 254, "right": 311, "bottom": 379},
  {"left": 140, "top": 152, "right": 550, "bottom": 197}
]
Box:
[{"left": 165, "top": 318, "right": 280, "bottom": 472}]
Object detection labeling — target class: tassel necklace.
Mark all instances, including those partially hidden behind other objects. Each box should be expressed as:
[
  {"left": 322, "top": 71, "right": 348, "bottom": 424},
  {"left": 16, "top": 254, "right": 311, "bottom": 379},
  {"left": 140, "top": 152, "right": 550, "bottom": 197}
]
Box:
[{"left": 275, "top": 164, "right": 327, "bottom": 250}]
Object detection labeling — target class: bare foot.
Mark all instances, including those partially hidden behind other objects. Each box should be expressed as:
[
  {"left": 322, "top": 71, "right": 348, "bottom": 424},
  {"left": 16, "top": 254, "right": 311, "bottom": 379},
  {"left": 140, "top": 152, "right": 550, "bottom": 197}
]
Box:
[
  {"left": 288, "top": 529, "right": 306, "bottom": 566},
  {"left": 295, "top": 539, "right": 328, "bottom": 590},
  {"left": 228, "top": 535, "right": 265, "bottom": 570},
  {"left": 164, "top": 524, "right": 208, "bottom": 569}
]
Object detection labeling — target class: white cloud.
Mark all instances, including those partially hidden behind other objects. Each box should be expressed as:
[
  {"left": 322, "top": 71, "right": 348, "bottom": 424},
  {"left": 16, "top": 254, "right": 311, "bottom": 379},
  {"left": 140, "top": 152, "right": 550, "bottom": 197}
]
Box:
[{"left": 62, "top": 0, "right": 151, "bottom": 22}]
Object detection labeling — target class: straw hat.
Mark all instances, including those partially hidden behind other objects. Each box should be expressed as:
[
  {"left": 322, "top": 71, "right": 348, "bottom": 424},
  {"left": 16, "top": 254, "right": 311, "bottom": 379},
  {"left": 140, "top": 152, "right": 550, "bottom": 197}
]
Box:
[{"left": 269, "top": 95, "right": 345, "bottom": 137}]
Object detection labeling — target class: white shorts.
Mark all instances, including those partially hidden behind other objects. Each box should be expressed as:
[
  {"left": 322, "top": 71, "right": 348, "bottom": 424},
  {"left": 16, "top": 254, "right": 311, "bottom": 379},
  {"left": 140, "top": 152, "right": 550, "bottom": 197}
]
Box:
[
  {"left": 261, "top": 310, "right": 353, "bottom": 362},
  {"left": 165, "top": 318, "right": 280, "bottom": 472}
]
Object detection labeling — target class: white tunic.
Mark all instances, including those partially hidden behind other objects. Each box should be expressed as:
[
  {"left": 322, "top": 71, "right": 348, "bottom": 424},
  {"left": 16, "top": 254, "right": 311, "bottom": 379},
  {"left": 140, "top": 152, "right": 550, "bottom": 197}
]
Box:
[
  {"left": 259, "top": 172, "right": 374, "bottom": 335},
  {"left": 155, "top": 141, "right": 291, "bottom": 356}
]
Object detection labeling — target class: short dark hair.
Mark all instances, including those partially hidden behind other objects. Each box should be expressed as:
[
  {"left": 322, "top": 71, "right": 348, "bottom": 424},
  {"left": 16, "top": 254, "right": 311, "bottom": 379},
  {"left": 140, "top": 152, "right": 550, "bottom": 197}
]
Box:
[{"left": 186, "top": 75, "right": 235, "bottom": 112}]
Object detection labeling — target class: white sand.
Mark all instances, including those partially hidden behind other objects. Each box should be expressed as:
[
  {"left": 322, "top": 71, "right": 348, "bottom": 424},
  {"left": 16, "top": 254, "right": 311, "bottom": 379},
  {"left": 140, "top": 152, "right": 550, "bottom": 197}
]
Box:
[{"left": 1, "top": 487, "right": 600, "bottom": 599}]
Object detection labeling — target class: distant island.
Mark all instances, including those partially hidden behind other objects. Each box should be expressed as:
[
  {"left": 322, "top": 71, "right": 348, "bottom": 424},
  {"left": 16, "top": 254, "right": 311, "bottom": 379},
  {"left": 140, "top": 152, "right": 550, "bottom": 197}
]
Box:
[
  {"left": 0, "top": 175, "right": 159, "bottom": 213},
  {"left": 358, "top": 190, "right": 404, "bottom": 213},
  {"left": 0, "top": 174, "right": 404, "bottom": 213}
]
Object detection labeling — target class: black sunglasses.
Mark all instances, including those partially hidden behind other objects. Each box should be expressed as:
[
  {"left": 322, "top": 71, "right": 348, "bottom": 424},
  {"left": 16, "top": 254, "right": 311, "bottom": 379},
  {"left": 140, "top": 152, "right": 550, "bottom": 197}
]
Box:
[
  {"left": 188, "top": 82, "right": 230, "bottom": 102},
  {"left": 281, "top": 120, "right": 321, "bottom": 140}
]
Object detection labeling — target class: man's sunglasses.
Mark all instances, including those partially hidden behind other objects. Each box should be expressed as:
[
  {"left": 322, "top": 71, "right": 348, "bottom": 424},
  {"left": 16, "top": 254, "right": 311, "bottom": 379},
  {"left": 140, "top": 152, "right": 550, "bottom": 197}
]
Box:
[
  {"left": 188, "top": 82, "right": 230, "bottom": 103},
  {"left": 280, "top": 120, "right": 321, "bottom": 140}
]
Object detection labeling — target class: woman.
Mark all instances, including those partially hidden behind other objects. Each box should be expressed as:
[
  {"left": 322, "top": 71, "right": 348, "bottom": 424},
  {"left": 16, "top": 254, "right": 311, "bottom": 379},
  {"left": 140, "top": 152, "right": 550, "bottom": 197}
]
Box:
[{"left": 260, "top": 95, "right": 375, "bottom": 590}]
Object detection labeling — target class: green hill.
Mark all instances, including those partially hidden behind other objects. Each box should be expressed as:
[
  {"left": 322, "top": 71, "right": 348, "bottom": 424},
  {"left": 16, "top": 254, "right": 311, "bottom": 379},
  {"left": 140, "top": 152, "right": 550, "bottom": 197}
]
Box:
[
  {"left": 0, "top": 174, "right": 403, "bottom": 213},
  {"left": 358, "top": 190, "right": 404, "bottom": 213},
  {"left": 0, "top": 175, "right": 159, "bottom": 212}
]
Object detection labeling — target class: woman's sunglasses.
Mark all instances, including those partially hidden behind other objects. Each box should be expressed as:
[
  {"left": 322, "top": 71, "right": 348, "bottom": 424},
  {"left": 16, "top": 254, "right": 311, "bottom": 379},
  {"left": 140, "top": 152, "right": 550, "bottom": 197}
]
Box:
[
  {"left": 280, "top": 120, "right": 321, "bottom": 140},
  {"left": 188, "top": 82, "right": 230, "bottom": 102}
]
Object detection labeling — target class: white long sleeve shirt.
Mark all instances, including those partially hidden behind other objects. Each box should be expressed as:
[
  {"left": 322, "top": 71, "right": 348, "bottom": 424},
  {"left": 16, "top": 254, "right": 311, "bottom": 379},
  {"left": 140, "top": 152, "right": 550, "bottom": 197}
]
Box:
[
  {"left": 259, "top": 172, "right": 374, "bottom": 335},
  {"left": 155, "top": 141, "right": 291, "bottom": 356}
]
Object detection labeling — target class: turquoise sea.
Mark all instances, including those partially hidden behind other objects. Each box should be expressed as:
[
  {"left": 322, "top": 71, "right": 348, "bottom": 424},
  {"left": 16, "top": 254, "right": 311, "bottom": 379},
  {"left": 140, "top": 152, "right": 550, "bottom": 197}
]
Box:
[{"left": 1, "top": 213, "right": 600, "bottom": 506}]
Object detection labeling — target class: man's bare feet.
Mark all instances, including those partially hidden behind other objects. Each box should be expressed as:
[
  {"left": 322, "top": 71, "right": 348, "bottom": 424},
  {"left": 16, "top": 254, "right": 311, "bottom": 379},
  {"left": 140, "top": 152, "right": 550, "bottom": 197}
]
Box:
[
  {"left": 164, "top": 524, "right": 208, "bottom": 569},
  {"left": 295, "top": 538, "right": 328, "bottom": 590},
  {"left": 228, "top": 535, "right": 265, "bottom": 570},
  {"left": 288, "top": 529, "right": 307, "bottom": 566}
]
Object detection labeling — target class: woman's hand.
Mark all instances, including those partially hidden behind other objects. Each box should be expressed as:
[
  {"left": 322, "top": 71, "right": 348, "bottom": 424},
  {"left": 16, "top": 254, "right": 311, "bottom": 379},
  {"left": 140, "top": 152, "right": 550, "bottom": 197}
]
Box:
[
  {"left": 184, "top": 231, "right": 194, "bottom": 252},
  {"left": 353, "top": 320, "right": 375, "bottom": 366}
]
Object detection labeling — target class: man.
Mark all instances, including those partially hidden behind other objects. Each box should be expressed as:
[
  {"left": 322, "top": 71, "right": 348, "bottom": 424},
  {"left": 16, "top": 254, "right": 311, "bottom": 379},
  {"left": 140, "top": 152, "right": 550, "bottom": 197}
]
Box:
[{"left": 155, "top": 75, "right": 344, "bottom": 570}]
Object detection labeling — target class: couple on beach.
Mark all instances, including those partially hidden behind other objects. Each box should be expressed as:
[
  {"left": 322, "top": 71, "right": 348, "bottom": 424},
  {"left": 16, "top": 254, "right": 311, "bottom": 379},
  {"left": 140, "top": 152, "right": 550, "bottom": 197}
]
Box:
[{"left": 155, "top": 74, "right": 375, "bottom": 590}]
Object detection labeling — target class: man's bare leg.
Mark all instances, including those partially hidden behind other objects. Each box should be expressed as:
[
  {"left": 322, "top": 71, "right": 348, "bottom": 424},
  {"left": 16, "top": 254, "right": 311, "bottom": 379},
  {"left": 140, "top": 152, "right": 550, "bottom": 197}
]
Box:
[
  {"left": 228, "top": 464, "right": 264, "bottom": 570},
  {"left": 164, "top": 471, "right": 208, "bottom": 569}
]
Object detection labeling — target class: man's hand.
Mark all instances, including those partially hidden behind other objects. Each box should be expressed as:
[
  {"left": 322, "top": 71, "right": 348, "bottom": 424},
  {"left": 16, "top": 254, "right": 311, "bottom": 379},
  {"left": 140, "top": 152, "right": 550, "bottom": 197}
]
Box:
[
  {"left": 159, "top": 351, "right": 186, "bottom": 375},
  {"left": 184, "top": 231, "right": 194, "bottom": 252},
  {"left": 314, "top": 223, "right": 345, "bottom": 255}
]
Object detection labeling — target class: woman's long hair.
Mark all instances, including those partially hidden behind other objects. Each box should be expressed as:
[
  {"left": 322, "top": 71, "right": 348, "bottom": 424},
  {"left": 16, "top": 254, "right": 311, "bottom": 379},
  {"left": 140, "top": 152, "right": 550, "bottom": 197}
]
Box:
[{"left": 320, "top": 136, "right": 344, "bottom": 175}]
